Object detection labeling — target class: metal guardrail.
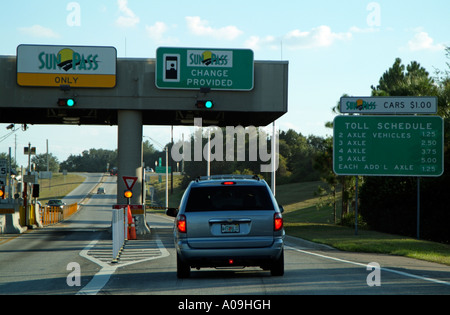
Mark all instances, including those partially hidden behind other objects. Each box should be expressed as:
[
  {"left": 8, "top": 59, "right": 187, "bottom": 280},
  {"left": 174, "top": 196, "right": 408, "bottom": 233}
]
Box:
[
  {"left": 41, "top": 207, "right": 62, "bottom": 225},
  {"left": 40, "top": 203, "right": 78, "bottom": 226},
  {"left": 145, "top": 205, "right": 175, "bottom": 210},
  {"left": 112, "top": 207, "right": 127, "bottom": 263}
]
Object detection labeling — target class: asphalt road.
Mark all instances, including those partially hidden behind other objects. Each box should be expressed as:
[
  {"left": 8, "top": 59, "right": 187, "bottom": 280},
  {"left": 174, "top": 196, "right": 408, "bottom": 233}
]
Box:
[
  {"left": 0, "top": 172, "right": 109, "bottom": 294},
  {"left": 1, "top": 173, "right": 450, "bottom": 297},
  {"left": 101, "top": 214, "right": 450, "bottom": 295}
]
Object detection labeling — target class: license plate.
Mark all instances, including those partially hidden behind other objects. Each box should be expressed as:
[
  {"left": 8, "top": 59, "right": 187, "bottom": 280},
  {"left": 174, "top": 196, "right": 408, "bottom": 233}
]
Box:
[{"left": 221, "top": 224, "right": 240, "bottom": 233}]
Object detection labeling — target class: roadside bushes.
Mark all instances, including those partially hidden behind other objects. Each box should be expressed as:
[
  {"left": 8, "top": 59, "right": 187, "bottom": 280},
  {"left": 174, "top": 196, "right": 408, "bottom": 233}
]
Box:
[
  {"left": 359, "top": 146, "right": 450, "bottom": 244},
  {"left": 359, "top": 177, "right": 418, "bottom": 237}
]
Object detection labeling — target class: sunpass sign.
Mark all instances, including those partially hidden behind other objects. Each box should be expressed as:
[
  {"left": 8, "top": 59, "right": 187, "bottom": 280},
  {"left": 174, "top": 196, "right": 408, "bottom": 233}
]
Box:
[
  {"left": 17, "top": 44, "right": 117, "bottom": 88},
  {"left": 340, "top": 96, "right": 437, "bottom": 114},
  {"left": 155, "top": 47, "right": 254, "bottom": 91}
]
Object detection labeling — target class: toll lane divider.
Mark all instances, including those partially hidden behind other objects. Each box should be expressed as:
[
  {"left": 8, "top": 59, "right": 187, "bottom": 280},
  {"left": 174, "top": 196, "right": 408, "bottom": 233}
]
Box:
[
  {"left": 41, "top": 203, "right": 78, "bottom": 226},
  {"left": 112, "top": 206, "right": 128, "bottom": 263}
]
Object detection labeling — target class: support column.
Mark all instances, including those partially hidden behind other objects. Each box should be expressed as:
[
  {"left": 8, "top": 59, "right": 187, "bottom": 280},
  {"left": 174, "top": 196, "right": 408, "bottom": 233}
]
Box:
[{"left": 117, "top": 110, "right": 150, "bottom": 235}]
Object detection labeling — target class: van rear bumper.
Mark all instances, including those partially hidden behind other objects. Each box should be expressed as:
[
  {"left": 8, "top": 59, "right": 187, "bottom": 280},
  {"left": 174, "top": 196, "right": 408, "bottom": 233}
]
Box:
[{"left": 176, "top": 237, "right": 284, "bottom": 268}]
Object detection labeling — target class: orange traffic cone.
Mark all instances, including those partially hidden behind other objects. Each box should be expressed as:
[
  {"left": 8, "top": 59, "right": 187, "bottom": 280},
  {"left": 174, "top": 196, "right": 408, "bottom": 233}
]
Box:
[
  {"left": 129, "top": 218, "right": 137, "bottom": 240},
  {"left": 127, "top": 205, "right": 132, "bottom": 239},
  {"left": 127, "top": 205, "right": 137, "bottom": 240}
]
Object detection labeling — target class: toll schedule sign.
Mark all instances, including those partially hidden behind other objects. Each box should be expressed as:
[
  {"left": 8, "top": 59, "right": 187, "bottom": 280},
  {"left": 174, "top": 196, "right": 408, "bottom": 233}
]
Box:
[
  {"left": 155, "top": 47, "right": 254, "bottom": 91},
  {"left": 17, "top": 44, "right": 117, "bottom": 88},
  {"left": 333, "top": 116, "right": 444, "bottom": 177}
]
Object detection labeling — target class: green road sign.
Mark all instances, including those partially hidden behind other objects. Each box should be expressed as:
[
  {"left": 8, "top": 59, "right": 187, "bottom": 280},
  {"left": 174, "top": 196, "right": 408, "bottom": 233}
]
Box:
[
  {"left": 155, "top": 47, "right": 254, "bottom": 91},
  {"left": 155, "top": 166, "right": 171, "bottom": 173},
  {"left": 333, "top": 116, "right": 444, "bottom": 177},
  {"left": 340, "top": 96, "right": 437, "bottom": 114}
]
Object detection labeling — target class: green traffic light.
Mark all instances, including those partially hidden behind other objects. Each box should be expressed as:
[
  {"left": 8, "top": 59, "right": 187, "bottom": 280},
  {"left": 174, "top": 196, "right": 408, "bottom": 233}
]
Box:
[
  {"left": 195, "top": 100, "right": 214, "bottom": 109},
  {"left": 67, "top": 99, "right": 75, "bottom": 107}
]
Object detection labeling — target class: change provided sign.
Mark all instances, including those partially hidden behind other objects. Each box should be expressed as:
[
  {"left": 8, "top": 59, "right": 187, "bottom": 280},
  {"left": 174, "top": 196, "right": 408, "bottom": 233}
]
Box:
[
  {"left": 17, "top": 44, "right": 117, "bottom": 88},
  {"left": 333, "top": 116, "right": 444, "bottom": 177},
  {"left": 155, "top": 47, "right": 254, "bottom": 91}
]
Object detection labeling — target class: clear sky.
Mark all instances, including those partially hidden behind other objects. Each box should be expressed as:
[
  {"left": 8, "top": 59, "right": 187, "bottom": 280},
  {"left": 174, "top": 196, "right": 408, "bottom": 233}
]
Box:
[{"left": 1, "top": 0, "right": 449, "bottom": 167}]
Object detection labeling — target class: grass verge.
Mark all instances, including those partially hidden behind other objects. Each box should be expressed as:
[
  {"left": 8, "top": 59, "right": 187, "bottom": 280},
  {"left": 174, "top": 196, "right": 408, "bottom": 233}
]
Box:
[
  {"left": 277, "top": 181, "right": 450, "bottom": 266},
  {"left": 37, "top": 173, "right": 86, "bottom": 204}
]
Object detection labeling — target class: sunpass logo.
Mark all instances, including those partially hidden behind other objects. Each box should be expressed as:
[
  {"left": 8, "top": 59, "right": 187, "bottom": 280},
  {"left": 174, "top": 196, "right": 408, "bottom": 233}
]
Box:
[
  {"left": 187, "top": 50, "right": 233, "bottom": 68},
  {"left": 346, "top": 99, "right": 377, "bottom": 111},
  {"left": 38, "top": 48, "right": 99, "bottom": 72}
]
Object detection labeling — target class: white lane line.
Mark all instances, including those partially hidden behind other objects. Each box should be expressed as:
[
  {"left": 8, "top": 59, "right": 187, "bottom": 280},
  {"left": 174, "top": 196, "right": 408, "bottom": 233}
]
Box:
[
  {"left": 77, "top": 239, "right": 116, "bottom": 295},
  {"left": 77, "top": 236, "right": 170, "bottom": 295},
  {"left": 286, "top": 245, "right": 450, "bottom": 287},
  {"left": 76, "top": 265, "right": 117, "bottom": 295}
]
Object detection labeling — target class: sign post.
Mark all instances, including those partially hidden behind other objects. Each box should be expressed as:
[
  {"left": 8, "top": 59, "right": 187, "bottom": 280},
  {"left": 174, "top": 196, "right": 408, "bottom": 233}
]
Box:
[{"left": 156, "top": 47, "right": 254, "bottom": 91}]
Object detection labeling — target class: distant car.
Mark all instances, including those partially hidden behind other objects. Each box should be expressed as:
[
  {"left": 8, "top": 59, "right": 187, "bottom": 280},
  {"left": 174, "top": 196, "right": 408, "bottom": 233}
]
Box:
[
  {"left": 97, "top": 187, "right": 106, "bottom": 194},
  {"left": 46, "top": 199, "right": 66, "bottom": 212},
  {"left": 110, "top": 168, "right": 118, "bottom": 176},
  {"left": 166, "top": 175, "right": 285, "bottom": 278}
]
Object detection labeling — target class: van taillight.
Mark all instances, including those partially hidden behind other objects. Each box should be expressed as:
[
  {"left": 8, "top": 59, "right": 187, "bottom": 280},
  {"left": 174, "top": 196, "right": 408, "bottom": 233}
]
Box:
[
  {"left": 177, "top": 214, "right": 187, "bottom": 233},
  {"left": 222, "top": 181, "right": 236, "bottom": 185},
  {"left": 274, "top": 213, "right": 283, "bottom": 231}
]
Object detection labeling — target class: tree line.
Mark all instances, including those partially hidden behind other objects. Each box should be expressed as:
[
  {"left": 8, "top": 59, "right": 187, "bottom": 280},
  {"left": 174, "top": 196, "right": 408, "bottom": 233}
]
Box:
[{"left": 26, "top": 129, "right": 325, "bottom": 185}]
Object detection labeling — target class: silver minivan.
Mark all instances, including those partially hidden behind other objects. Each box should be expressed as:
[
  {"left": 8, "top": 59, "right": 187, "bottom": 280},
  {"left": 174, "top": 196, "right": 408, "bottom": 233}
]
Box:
[{"left": 166, "top": 175, "right": 285, "bottom": 278}]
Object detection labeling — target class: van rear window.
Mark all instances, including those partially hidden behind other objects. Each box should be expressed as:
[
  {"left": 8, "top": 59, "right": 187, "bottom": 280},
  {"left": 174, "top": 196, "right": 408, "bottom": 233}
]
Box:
[{"left": 185, "top": 186, "right": 274, "bottom": 212}]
